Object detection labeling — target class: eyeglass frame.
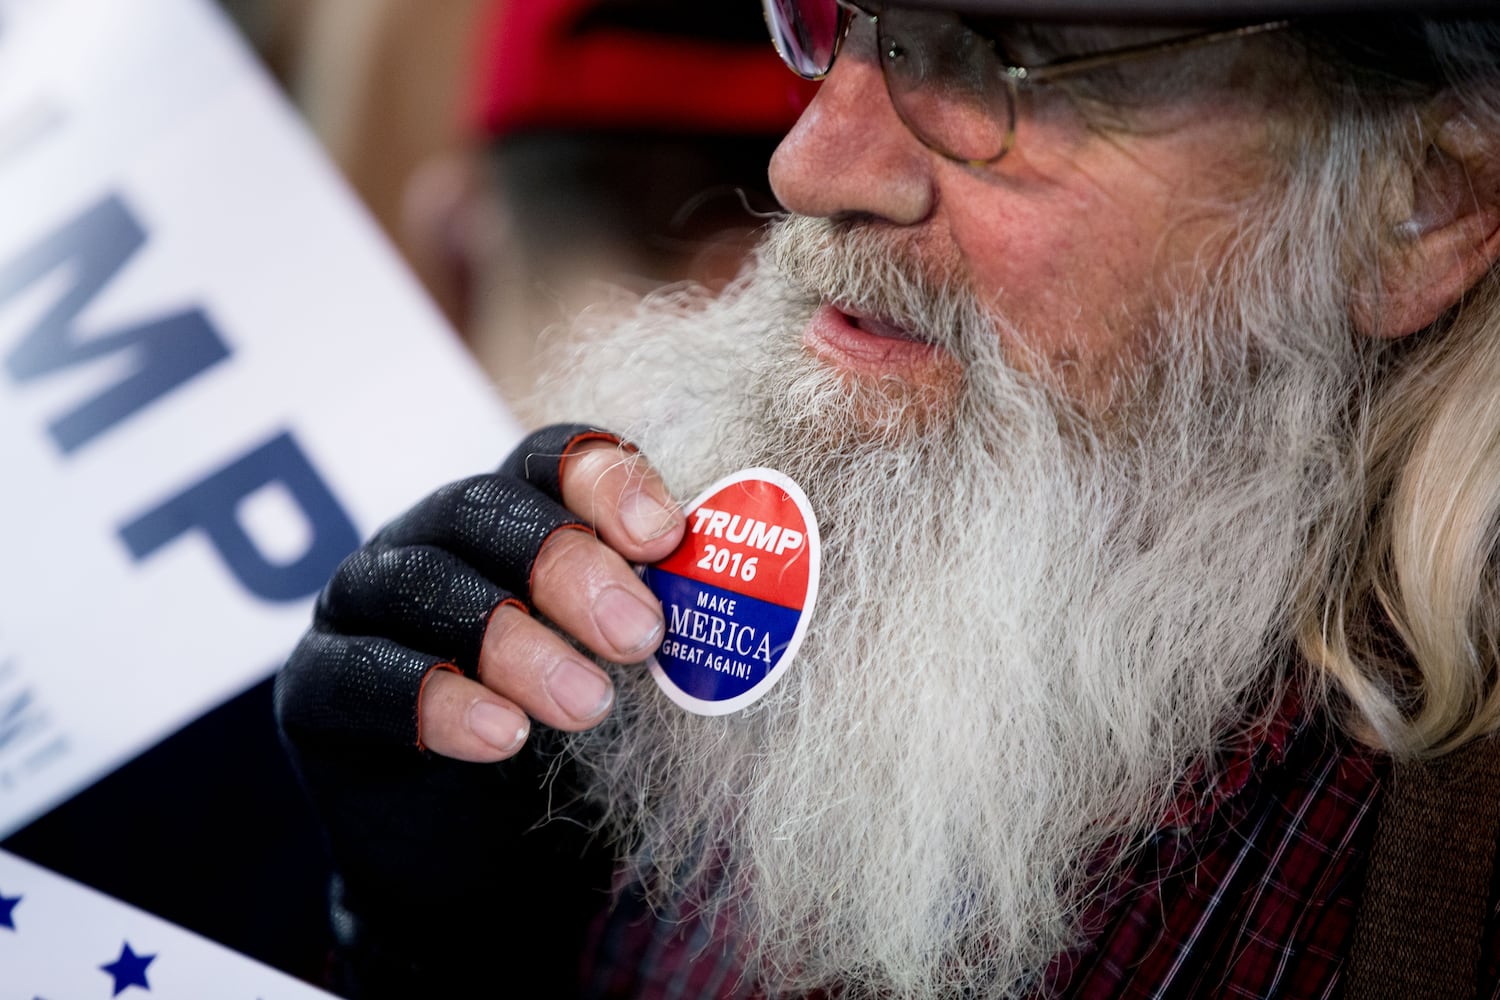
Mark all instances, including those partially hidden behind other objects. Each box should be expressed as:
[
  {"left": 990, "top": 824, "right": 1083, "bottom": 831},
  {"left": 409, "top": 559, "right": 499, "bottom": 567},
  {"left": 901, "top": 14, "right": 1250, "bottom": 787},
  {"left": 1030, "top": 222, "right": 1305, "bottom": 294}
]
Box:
[{"left": 767, "top": 0, "right": 1293, "bottom": 167}]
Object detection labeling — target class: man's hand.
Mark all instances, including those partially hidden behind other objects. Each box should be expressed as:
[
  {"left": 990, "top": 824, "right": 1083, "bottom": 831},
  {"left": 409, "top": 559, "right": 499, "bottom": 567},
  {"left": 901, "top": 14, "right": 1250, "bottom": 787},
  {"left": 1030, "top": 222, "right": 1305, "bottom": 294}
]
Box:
[
  {"left": 271, "top": 425, "right": 681, "bottom": 996},
  {"left": 276, "top": 423, "right": 685, "bottom": 764},
  {"left": 417, "top": 426, "right": 685, "bottom": 759}
]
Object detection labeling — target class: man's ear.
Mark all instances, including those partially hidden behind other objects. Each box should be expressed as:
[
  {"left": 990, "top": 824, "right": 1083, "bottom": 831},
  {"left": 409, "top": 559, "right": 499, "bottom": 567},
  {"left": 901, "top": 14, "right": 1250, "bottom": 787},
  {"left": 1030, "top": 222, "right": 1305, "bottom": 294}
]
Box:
[{"left": 1353, "top": 109, "right": 1500, "bottom": 339}]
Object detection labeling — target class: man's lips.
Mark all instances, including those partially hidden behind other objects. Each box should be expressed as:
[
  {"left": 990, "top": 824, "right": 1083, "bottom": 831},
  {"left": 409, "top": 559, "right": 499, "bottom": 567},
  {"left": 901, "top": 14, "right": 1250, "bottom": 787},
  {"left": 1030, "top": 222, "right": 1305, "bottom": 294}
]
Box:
[
  {"left": 842, "top": 308, "right": 929, "bottom": 344},
  {"left": 802, "top": 303, "right": 949, "bottom": 378}
]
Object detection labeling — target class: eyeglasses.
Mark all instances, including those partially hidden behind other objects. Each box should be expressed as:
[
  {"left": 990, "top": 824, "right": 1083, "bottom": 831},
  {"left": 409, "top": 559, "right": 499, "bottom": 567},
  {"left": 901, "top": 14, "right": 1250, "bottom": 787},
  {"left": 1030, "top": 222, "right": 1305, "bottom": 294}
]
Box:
[{"left": 762, "top": 0, "right": 1292, "bottom": 167}]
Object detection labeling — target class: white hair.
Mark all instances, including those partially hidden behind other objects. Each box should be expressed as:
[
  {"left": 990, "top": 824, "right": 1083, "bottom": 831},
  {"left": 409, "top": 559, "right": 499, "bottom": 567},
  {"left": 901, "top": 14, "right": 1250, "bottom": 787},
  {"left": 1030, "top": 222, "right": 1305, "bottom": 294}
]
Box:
[{"left": 528, "top": 192, "right": 1369, "bottom": 994}]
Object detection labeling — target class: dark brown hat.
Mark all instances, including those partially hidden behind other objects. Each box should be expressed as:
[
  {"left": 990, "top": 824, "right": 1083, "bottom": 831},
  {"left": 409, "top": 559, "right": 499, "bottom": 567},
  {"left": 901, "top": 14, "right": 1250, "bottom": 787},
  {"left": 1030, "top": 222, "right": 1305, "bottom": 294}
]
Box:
[{"left": 894, "top": 0, "right": 1496, "bottom": 19}]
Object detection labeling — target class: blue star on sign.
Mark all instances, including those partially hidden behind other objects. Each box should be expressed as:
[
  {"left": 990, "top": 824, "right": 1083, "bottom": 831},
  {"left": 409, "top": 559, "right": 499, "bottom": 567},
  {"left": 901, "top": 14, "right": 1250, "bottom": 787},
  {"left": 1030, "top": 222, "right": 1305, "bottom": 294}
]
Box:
[
  {"left": 0, "top": 891, "right": 19, "bottom": 930},
  {"left": 100, "top": 941, "right": 154, "bottom": 996}
]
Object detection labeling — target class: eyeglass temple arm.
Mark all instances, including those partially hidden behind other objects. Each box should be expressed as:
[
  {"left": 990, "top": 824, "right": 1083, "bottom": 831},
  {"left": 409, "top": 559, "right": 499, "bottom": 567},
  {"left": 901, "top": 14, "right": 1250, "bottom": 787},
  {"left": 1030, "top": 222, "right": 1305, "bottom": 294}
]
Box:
[{"left": 1009, "top": 19, "right": 1294, "bottom": 84}]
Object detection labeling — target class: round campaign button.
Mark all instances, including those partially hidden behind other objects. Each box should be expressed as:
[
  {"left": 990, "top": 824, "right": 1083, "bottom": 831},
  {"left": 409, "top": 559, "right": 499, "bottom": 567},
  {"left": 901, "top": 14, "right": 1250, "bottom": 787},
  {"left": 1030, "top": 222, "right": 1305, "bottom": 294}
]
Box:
[{"left": 642, "top": 468, "right": 820, "bottom": 715}]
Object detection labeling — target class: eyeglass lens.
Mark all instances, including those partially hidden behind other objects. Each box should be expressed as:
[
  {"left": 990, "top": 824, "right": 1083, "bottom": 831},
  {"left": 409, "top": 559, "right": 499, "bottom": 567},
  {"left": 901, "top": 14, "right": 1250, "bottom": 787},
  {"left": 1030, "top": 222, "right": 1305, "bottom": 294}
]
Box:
[
  {"left": 764, "top": 0, "right": 846, "bottom": 79},
  {"left": 762, "top": 0, "right": 1017, "bottom": 165},
  {"left": 875, "top": 8, "right": 1016, "bottom": 164}
]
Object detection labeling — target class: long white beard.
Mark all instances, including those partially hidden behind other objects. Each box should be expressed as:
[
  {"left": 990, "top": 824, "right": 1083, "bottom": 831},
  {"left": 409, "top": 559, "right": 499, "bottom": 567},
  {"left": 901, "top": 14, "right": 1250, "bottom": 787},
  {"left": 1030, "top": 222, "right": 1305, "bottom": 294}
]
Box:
[{"left": 531, "top": 214, "right": 1369, "bottom": 997}]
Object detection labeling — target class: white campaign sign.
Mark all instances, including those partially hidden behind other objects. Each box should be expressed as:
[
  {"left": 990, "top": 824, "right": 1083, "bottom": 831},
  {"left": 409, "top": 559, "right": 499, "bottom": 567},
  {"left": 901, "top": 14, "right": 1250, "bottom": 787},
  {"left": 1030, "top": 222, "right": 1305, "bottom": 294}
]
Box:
[
  {"left": 0, "top": 0, "right": 521, "bottom": 836},
  {"left": 0, "top": 848, "right": 337, "bottom": 997}
]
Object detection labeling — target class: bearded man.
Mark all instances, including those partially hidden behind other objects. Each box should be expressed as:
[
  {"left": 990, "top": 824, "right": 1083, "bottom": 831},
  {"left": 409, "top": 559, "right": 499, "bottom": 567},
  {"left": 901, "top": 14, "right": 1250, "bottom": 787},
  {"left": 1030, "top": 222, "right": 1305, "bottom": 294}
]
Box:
[{"left": 276, "top": 1, "right": 1500, "bottom": 997}]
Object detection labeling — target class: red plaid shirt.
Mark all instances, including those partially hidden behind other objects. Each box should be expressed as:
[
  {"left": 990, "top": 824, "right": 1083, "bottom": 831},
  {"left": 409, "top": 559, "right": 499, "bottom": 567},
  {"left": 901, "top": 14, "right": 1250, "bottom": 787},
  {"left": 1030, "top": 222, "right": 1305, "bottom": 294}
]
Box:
[{"left": 578, "top": 693, "right": 1497, "bottom": 998}]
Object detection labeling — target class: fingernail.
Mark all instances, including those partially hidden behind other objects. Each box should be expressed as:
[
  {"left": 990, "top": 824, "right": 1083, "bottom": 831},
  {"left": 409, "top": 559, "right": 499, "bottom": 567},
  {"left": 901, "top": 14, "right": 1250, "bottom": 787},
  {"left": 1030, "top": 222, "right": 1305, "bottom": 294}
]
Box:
[
  {"left": 619, "top": 486, "right": 679, "bottom": 545},
  {"left": 546, "top": 658, "right": 615, "bottom": 722},
  {"left": 468, "top": 701, "right": 528, "bottom": 753},
  {"left": 594, "top": 585, "right": 664, "bottom": 657}
]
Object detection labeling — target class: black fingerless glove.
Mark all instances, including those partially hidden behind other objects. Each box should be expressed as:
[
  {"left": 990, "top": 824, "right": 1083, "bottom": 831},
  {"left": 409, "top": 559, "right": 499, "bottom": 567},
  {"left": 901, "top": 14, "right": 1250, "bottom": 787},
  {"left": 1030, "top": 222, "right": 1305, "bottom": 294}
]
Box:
[{"left": 274, "top": 424, "right": 624, "bottom": 999}]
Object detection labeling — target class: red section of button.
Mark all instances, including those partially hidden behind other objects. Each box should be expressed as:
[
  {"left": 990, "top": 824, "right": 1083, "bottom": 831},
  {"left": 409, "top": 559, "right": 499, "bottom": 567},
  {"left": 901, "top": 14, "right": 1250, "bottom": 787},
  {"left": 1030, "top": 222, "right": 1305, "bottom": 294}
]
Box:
[{"left": 654, "top": 478, "right": 811, "bottom": 610}]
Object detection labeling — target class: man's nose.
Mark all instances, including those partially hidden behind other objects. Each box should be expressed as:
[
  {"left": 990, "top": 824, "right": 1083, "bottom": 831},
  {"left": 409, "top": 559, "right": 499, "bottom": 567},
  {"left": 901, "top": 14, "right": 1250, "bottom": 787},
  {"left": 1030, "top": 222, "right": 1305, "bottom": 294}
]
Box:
[{"left": 768, "top": 42, "right": 934, "bottom": 225}]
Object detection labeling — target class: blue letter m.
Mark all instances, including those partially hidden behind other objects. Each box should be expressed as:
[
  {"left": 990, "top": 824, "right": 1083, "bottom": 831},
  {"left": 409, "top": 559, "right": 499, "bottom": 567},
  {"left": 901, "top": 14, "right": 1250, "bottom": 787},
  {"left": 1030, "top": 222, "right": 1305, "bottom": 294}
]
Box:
[{"left": 0, "top": 194, "right": 230, "bottom": 453}]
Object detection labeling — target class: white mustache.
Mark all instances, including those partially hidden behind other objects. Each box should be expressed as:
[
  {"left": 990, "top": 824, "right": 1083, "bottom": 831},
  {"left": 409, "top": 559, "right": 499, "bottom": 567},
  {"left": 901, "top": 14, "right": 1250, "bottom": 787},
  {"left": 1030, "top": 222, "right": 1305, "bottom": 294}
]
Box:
[{"left": 764, "top": 214, "right": 993, "bottom": 363}]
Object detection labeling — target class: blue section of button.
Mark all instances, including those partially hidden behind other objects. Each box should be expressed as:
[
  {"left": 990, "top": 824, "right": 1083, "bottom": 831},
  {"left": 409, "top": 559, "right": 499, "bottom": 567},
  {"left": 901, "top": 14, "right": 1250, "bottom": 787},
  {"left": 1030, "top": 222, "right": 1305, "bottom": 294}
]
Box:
[{"left": 643, "top": 566, "right": 803, "bottom": 702}]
